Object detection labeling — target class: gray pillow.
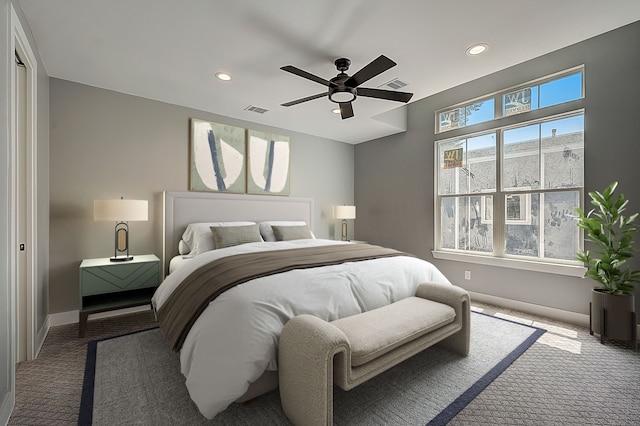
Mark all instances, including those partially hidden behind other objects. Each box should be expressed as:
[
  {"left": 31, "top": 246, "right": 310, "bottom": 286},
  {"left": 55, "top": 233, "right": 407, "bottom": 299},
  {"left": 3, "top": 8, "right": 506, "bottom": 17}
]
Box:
[
  {"left": 210, "top": 224, "right": 262, "bottom": 249},
  {"left": 271, "top": 225, "right": 313, "bottom": 241}
]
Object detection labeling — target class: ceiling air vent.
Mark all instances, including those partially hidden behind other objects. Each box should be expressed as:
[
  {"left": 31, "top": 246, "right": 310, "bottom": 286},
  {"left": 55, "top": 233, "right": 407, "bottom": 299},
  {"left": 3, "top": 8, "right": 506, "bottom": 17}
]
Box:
[
  {"left": 379, "top": 78, "right": 408, "bottom": 90},
  {"left": 245, "top": 105, "right": 269, "bottom": 114}
]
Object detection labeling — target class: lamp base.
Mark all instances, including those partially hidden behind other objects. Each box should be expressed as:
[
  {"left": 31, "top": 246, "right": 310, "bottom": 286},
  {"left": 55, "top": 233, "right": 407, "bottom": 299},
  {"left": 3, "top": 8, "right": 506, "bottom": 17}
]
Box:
[{"left": 110, "top": 255, "right": 133, "bottom": 262}]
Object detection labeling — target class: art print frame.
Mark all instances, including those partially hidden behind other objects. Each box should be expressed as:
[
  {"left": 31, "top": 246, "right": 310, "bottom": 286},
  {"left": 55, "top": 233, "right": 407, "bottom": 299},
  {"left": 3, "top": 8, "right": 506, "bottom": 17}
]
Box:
[
  {"left": 246, "top": 129, "right": 291, "bottom": 196},
  {"left": 189, "top": 118, "right": 246, "bottom": 193}
]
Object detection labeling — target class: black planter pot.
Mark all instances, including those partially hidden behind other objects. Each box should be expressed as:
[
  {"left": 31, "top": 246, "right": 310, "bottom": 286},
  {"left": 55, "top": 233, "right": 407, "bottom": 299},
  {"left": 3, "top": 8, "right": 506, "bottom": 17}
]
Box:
[{"left": 590, "top": 289, "right": 637, "bottom": 348}]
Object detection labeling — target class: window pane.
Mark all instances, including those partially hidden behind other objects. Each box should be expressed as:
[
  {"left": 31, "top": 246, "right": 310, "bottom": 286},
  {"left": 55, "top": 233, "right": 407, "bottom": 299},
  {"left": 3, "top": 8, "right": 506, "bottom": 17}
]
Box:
[
  {"left": 440, "top": 197, "right": 458, "bottom": 249},
  {"left": 540, "top": 72, "right": 582, "bottom": 108},
  {"left": 465, "top": 99, "right": 495, "bottom": 126},
  {"left": 439, "top": 134, "right": 496, "bottom": 196},
  {"left": 505, "top": 193, "right": 539, "bottom": 256},
  {"left": 467, "top": 134, "right": 496, "bottom": 194},
  {"left": 440, "top": 196, "right": 493, "bottom": 253},
  {"left": 438, "top": 98, "right": 495, "bottom": 132},
  {"left": 542, "top": 191, "right": 580, "bottom": 260},
  {"left": 471, "top": 195, "right": 493, "bottom": 252},
  {"left": 503, "top": 124, "right": 540, "bottom": 190},
  {"left": 541, "top": 115, "right": 584, "bottom": 189},
  {"left": 441, "top": 197, "right": 457, "bottom": 249},
  {"left": 439, "top": 108, "right": 464, "bottom": 131},
  {"left": 438, "top": 139, "right": 466, "bottom": 195}
]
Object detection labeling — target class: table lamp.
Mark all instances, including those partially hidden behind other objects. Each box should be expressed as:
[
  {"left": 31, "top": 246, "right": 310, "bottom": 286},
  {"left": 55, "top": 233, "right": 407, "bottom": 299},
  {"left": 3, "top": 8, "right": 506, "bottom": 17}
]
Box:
[
  {"left": 94, "top": 198, "right": 148, "bottom": 261},
  {"left": 334, "top": 205, "right": 356, "bottom": 241}
]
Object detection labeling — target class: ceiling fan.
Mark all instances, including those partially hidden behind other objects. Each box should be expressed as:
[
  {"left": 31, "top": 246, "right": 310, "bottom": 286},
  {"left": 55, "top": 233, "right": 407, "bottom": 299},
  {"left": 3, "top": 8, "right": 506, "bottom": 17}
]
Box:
[{"left": 280, "top": 55, "right": 414, "bottom": 119}]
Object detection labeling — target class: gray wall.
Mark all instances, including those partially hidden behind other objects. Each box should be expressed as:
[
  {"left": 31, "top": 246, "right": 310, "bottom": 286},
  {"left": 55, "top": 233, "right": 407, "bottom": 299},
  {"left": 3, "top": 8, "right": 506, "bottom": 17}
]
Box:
[
  {"left": 1, "top": 0, "right": 50, "bottom": 421},
  {"left": 49, "top": 79, "right": 354, "bottom": 313},
  {"left": 355, "top": 21, "right": 640, "bottom": 319}
]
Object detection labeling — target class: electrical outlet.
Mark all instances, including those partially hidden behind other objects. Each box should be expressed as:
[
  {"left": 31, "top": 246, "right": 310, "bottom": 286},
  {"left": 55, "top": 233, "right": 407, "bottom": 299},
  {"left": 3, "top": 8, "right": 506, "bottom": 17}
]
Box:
[{"left": 464, "top": 270, "right": 471, "bottom": 280}]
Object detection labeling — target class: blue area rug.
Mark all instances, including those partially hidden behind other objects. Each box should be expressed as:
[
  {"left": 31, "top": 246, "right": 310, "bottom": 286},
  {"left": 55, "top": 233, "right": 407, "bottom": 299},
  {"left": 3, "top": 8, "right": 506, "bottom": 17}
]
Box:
[{"left": 80, "top": 312, "right": 544, "bottom": 425}]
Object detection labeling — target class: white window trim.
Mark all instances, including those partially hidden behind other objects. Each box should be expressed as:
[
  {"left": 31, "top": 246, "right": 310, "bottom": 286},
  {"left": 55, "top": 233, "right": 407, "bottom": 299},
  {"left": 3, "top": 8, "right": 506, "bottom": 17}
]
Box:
[{"left": 431, "top": 250, "right": 586, "bottom": 277}]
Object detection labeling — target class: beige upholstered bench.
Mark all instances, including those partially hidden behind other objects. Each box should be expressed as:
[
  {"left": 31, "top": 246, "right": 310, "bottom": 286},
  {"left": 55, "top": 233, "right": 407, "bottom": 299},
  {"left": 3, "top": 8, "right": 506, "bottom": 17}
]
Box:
[{"left": 278, "top": 281, "right": 470, "bottom": 426}]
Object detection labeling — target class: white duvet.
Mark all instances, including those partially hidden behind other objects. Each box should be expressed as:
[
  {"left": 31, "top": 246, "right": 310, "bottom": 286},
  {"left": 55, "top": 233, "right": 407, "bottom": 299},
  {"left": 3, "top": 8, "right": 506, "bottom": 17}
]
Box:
[{"left": 152, "top": 239, "right": 450, "bottom": 419}]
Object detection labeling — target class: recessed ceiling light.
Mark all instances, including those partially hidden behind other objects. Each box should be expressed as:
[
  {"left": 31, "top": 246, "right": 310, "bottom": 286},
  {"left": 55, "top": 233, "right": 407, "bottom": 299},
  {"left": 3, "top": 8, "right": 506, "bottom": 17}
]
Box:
[
  {"left": 466, "top": 43, "right": 488, "bottom": 56},
  {"left": 215, "top": 72, "right": 232, "bottom": 81}
]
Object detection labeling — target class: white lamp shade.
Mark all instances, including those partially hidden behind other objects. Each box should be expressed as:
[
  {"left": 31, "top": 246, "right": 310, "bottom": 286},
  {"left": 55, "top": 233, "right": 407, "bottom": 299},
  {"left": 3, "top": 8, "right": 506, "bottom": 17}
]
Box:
[
  {"left": 334, "top": 205, "right": 356, "bottom": 220},
  {"left": 94, "top": 199, "right": 148, "bottom": 222}
]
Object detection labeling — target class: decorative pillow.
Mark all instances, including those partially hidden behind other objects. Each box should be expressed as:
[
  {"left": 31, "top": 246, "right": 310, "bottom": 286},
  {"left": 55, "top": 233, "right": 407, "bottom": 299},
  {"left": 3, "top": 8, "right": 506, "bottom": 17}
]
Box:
[
  {"left": 271, "top": 224, "right": 314, "bottom": 241},
  {"left": 258, "top": 221, "right": 314, "bottom": 242},
  {"left": 210, "top": 224, "right": 263, "bottom": 249},
  {"left": 181, "top": 222, "right": 257, "bottom": 255}
]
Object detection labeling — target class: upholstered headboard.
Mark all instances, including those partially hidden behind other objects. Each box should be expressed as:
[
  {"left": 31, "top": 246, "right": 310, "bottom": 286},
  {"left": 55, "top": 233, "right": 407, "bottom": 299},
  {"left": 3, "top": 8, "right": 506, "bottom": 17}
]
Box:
[{"left": 162, "top": 191, "right": 314, "bottom": 275}]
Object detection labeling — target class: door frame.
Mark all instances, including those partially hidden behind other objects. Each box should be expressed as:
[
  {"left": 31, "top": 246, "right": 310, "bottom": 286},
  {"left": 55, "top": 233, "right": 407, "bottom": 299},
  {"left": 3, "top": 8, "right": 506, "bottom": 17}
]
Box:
[{"left": 10, "top": 4, "right": 38, "bottom": 362}]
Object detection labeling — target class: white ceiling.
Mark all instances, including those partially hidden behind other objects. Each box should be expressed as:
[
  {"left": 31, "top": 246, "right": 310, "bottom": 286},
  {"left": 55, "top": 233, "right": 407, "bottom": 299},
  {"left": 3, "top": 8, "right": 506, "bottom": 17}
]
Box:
[{"left": 19, "top": 0, "right": 640, "bottom": 144}]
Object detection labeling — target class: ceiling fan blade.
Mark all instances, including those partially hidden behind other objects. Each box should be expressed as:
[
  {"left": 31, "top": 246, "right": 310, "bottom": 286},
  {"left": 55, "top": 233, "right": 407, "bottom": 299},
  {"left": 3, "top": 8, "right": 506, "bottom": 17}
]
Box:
[
  {"left": 281, "top": 92, "right": 327, "bottom": 107},
  {"left": 280, "top": 65, "right": 333, "bottom": 87},
  {"left": 357, "top": 87, "right": 413, "bottom": 103},
  {"left": 344, "top": 55, "right": 396, "bottom": 87},
  {"left": 339, "top": 102, "right": 354, "bottom": 119}
]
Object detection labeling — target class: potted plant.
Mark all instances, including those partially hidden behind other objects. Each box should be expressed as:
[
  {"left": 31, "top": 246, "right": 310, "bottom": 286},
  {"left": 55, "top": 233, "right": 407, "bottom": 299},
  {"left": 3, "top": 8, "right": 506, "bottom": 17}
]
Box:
[{"left": 575, "top": 181, "right": 639, "bottom": 345}]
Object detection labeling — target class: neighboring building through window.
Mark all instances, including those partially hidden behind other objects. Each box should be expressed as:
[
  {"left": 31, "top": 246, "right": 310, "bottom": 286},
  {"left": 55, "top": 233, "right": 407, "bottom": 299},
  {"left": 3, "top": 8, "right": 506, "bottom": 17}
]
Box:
[{"left": 434, "top": 68, "right": 585, "bottom": 270}]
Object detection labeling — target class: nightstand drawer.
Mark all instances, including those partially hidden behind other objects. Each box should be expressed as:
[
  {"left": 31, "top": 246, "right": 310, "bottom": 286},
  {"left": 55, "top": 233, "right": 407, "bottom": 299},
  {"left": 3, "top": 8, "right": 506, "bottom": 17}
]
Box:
[
  {"left": 78, "top": 254, "right": 160, "bottom": 337},
  {"left": 81, "top": 261, "right": 159, "bottom": 296}
]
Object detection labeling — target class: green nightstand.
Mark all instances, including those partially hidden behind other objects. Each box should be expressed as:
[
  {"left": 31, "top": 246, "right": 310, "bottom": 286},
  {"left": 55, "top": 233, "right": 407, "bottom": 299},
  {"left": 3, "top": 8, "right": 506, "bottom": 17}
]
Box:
[{"left": 79, "top": 254, "right": 160, "bottom": 337}]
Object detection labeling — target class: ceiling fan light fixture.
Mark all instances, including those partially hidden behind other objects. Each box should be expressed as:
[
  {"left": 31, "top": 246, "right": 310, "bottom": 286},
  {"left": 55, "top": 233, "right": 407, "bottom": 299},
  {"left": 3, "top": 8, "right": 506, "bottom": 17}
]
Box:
[
  {"left": 215, "top": 72, "right": 232, "bottom": 81},
  {"left": 329, "top": 86, "right": 356, "bottom": 103},
  {"left": 466, "top": 43, "right": 488, "bottom": 56}
]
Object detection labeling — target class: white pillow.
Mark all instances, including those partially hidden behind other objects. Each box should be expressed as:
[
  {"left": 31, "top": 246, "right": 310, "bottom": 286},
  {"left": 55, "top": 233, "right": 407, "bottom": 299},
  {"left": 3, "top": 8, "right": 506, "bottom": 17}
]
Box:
[
  {"left": 181, "top": 222, "right": 258, "bottom": 255},
  {"left": 258, "top": 221, "right": 315, "bottom": 242}
]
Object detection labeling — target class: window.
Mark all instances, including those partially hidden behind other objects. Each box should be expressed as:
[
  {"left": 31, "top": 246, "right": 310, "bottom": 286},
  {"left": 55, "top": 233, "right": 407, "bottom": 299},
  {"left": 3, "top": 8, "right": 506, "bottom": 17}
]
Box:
[
  {"left": 434, "top": 68, "right": 585, "bottom": 271},
  {"left": 501, "top": 71, "right": 583, "bottom": 118},
  {"left": 436, "top": 69, "right": 583, "bottom": 134}
]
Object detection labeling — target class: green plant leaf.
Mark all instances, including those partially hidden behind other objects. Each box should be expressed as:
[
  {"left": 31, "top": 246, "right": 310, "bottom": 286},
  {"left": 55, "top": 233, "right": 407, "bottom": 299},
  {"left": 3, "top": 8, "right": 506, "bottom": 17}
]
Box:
[{"left": 575, "top": 182, "right": 639, "bottom": 295}]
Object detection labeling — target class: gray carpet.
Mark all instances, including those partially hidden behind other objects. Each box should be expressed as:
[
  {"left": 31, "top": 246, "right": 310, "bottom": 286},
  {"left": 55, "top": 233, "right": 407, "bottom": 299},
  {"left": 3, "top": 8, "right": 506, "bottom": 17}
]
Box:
[
  {"left": 82, "top": 312, "right": 542, "bottom": 425},
  {"left": 9, "top": 304, "right": 640, "bottom": 425},
  {"left": 10, "top": 310, "right": 158, "bottom": 425}
]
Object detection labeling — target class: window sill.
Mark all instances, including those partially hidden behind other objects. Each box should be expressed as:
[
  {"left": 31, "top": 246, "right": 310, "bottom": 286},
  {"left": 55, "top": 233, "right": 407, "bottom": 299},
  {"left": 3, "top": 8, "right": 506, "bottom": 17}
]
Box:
[{"left": 431, "top": 250, "right": 586, "bottom": 277}]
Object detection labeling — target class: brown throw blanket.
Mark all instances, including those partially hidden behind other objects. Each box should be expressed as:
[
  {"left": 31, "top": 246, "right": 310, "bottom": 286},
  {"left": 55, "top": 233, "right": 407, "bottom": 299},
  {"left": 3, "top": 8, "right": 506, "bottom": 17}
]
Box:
[{"left": 157, "top": 243, "right": 410, "bottom": 350}]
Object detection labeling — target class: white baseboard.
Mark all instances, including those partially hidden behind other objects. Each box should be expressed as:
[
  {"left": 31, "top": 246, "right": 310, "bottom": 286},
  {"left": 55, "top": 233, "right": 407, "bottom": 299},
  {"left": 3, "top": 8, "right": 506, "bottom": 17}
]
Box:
[
  {"left": 48, "top": 305, "right": 152, "bottom": 327},
  {"left": 469, "top": 291, "right": 590, "bottom": 327},
  {"left": 34, "top": 318, "right": 50, "bottom": 359},
  {"left": 469, "top": 291, "right": 640, "bottom": 341}
]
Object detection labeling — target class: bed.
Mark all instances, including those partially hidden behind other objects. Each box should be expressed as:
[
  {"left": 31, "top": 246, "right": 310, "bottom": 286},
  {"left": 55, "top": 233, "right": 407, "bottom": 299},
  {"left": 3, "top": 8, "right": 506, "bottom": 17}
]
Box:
[{"left": 152, "top": 191, "right": 451, "bottom": 420}]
